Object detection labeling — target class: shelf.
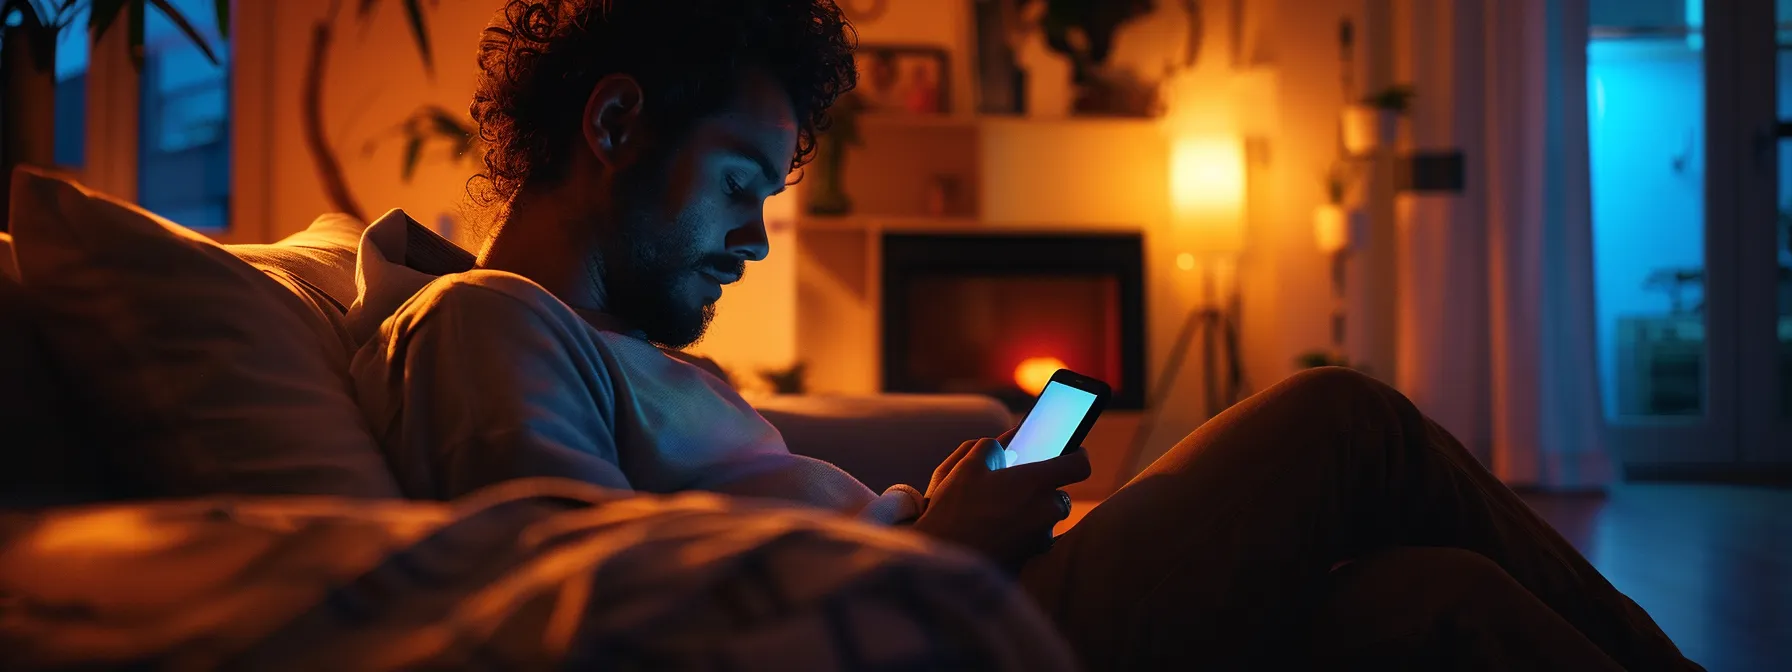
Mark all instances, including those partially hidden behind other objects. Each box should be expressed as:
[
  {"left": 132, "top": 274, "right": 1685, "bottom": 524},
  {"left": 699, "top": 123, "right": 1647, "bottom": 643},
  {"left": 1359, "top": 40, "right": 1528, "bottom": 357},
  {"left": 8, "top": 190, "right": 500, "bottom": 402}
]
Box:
[
  {"left": 857, "top": 112, "right": 982, "bottom": 129},
  {"left": 797, "top": 214, "right": 983, "bottom": 232},
  {"left": 853, "top": 112, "right": 1163, "bottom": 132}
]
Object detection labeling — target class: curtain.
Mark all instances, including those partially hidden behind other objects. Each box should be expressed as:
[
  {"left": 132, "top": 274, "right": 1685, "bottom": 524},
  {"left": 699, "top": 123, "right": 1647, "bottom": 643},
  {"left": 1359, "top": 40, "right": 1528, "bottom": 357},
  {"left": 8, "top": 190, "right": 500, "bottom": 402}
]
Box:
[{"left": 1396, "top": 0, "right": 1615, "bottom": 489}]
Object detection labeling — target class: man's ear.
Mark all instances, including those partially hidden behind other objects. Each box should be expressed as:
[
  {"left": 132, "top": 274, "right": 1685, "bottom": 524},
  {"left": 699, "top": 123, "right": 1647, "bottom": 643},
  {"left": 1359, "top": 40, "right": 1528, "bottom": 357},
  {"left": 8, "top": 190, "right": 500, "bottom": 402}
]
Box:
[{"left": 581, "top": 74, "right": 647, "bottom": 169}]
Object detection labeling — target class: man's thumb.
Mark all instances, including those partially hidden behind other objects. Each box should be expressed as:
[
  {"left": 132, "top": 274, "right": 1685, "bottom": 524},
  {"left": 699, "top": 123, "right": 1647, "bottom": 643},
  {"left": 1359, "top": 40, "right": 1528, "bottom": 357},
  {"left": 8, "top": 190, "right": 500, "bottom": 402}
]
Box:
[{"left": 976, "top": 437, "right": 1011, "bottom": 471}]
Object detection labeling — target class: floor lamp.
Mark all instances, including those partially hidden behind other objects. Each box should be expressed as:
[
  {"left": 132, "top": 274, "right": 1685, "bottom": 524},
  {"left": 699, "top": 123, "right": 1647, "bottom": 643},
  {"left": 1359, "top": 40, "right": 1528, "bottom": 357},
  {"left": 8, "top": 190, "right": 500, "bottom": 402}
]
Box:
[{"left": 1123, "top": 136, "right": 1247, "bottom": 475}]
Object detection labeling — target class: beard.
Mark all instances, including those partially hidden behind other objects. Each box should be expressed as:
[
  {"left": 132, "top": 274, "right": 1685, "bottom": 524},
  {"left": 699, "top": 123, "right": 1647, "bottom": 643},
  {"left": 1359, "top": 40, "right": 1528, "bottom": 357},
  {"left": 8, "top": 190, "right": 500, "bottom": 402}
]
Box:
[{"left": 593, "top": 160, "right": 743, "bottom": 349}]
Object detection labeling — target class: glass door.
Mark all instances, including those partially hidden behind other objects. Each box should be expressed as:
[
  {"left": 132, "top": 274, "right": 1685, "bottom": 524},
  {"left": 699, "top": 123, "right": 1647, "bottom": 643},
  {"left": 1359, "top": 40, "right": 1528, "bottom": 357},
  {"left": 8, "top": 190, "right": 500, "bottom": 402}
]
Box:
[
  {"left": 1589, "top": 0, "right": 1792, "bottom": 470},
  {"left": 1588, "top": 0, "right": 1738, "bottom": 465},
  {"left": 1751, "top": 0, "right": 1792, "bottom": 462}
]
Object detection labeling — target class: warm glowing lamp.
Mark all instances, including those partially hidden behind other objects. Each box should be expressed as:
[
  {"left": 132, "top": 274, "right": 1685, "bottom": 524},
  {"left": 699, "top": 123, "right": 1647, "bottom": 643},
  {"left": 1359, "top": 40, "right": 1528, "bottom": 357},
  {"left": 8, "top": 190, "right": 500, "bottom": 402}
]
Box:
[
  {"left": 1013, "top": 356, "right": 1067, "bottom": 395},
  {"left": 1128, "top": 135, "right": 1248, "bottom": 477},
  {"left": 1169, "top": 136, "right": 1247, "bottom": 257}
]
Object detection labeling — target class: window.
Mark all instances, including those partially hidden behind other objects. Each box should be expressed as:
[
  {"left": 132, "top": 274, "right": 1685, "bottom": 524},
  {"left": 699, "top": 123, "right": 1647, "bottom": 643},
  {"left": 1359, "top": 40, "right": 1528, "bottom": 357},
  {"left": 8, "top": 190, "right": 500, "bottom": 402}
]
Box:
[
  {"left": 52, "top": 5, "right": 89, "bottom": 168},
  {"left": 136, "top": 0, "right": 230, "bottom": 231}
]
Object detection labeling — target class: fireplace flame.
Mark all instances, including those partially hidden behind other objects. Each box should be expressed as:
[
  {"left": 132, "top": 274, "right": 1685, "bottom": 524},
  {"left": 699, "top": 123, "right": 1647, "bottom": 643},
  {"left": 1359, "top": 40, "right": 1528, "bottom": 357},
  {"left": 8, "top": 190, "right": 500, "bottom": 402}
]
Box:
[{"left": 1013, "top": 357, "right": 1068, "bottom": 396}]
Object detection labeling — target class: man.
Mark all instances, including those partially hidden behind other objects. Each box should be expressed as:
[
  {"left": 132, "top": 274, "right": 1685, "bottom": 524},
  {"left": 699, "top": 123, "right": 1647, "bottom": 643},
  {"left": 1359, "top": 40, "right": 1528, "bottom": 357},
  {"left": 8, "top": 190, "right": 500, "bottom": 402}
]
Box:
[{"left": 351, "top": 1, "right": 1701, "bottom": 668}]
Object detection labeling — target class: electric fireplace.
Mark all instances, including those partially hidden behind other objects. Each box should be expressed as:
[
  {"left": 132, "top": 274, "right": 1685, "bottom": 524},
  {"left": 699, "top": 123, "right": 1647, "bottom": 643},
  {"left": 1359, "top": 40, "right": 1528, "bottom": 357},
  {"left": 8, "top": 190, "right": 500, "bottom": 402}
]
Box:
[{"left": 881, "top": 232, "right": 1146, "bottom": 411}]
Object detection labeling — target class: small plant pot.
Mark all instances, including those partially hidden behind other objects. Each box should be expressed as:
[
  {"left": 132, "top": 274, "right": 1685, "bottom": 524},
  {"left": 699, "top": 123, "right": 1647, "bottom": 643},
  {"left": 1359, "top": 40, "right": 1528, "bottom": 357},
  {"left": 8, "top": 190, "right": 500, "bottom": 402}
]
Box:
[
  {"left": 1313, "top": 203, "right": 1369, "bottom": 253},
  {"left": 1340, "top": 105, "right": 1399, "bottom": 155}
]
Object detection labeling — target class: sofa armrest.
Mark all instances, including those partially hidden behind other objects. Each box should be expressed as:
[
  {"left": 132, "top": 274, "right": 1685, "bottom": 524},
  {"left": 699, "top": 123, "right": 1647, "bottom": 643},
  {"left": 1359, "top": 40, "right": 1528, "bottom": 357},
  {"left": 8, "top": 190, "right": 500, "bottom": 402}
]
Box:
[{"left": 754, "top": 394, "right": 1014, "bottom": 492}]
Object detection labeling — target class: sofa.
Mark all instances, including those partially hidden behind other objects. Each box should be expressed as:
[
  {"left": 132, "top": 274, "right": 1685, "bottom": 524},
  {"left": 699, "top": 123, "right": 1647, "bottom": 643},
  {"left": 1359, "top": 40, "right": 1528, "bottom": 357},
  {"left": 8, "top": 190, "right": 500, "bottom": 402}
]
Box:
[
  {"left": 0, "top": 168, "right": 1488, "bottom": 669},
  {"left": 0, "top": 166, "right": 1012, "bottom": 504},
  {"left": 0, "top": 167, "right": 1078, "bottom": 668}
]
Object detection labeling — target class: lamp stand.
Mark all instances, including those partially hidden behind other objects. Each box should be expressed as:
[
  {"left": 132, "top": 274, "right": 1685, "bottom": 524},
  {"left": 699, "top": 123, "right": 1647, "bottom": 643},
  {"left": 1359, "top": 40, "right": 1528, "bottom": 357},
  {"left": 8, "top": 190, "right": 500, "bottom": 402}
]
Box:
[{"left": 1122, "top": 262, "right": 1244, "bottom": 475}]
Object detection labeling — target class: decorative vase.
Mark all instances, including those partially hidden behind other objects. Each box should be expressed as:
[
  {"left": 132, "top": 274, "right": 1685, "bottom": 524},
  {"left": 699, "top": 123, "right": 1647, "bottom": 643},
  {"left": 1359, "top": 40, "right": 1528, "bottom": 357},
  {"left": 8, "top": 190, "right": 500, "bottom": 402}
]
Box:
[
  {"left": 807, "top": 135, "right": 853, "bottom": 216},
  {"left": 973, "top": 0, "right": 1026, "bottom": 115},
  {"left": 1340, "top": 105, "right": 1398, "bottom": 155},
  {"left": 1313, "top": 203, "right": 1369, "bottom": 253},
  {"left": 1, "top": 24, "right": 59, "bottom": 229}
]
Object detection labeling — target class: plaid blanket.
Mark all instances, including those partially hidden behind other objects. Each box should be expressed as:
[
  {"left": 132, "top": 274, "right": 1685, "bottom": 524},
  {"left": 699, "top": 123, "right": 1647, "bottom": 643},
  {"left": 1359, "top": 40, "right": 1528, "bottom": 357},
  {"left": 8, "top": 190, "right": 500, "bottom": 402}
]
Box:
[{"left": 0, "top": 478, "right": 1075, "bottom": 670}]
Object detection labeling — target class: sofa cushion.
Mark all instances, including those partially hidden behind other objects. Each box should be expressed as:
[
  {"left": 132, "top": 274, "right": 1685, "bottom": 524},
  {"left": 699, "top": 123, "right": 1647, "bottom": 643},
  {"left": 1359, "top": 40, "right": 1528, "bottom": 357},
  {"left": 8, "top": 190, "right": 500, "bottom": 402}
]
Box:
[
  {"left": 0, "top": 269, "right": 114, "bottom": 506},
  {"left": 756, "top": 394, "right": 1015, "bottom": 492},
  {"left": 229, "top": 213, "right": 367, "bottom": 313},
  {"left": 5, "top": 166, "right": 400, "bottom": 498}
]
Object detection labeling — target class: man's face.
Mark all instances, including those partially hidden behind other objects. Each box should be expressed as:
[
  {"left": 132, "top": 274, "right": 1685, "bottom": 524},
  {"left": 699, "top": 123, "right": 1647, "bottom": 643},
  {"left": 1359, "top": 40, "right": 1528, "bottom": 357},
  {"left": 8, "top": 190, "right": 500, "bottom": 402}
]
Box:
[{"left": 596, "top": 71, "right": 797, "bottom": 348}]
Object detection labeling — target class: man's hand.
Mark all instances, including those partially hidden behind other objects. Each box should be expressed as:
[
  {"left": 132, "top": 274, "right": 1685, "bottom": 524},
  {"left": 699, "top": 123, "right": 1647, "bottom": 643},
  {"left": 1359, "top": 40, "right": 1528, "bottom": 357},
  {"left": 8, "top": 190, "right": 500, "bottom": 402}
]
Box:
[{"left": 910, "top": 427, "right": 1092, "bottom": 570}]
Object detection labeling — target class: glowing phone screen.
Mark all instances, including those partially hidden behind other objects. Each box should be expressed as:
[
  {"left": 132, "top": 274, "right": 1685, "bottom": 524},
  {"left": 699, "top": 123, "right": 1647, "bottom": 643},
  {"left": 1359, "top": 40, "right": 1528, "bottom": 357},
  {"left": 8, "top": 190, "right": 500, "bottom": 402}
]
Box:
[{"left": 1001, "top": 381, "right": 1097, "bottom": 468}]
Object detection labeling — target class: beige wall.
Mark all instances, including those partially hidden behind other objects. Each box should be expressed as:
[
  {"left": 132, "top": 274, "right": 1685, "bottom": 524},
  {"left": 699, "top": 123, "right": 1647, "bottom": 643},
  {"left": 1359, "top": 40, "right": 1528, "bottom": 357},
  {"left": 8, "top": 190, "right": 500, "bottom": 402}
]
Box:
[
  {"left": 246, "top": 0, "right": 798, "bottom": 373},
  {"left": 243, "top": 0, "right": 1367, "bottom": 467}
]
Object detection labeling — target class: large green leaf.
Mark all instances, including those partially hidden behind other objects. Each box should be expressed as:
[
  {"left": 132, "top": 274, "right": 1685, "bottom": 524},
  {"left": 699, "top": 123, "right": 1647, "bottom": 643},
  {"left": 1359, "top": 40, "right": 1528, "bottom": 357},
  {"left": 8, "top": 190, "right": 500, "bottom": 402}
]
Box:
[
  {"left": 2, "top": 0, "right": 44, "bottom": 30},
  {"left": 126, "top": 0, "right": 143, "bottom": 69},
  {"left": 145, "top": 0, "right": 219, "bottom": 66},
  {"left": 87, "top": 0, "right": 129, "bottom": 40},
  {"left": 1, "top": 0, "right": 58, "bottom": 72}
]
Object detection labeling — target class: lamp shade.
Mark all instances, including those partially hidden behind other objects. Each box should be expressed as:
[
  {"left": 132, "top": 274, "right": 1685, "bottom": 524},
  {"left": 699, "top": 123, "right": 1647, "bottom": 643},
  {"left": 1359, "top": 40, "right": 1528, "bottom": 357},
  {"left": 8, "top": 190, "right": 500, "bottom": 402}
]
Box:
[{"left": 1169, "top": 136, "right": 1247, "bottom": 255}]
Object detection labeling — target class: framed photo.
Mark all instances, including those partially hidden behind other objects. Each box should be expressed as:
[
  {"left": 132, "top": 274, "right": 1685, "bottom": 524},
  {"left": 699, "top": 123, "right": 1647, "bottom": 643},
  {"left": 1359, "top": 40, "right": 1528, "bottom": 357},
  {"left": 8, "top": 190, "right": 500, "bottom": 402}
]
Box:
[{"left": 855, "top": 45, "right": 951, "bottom": 115}]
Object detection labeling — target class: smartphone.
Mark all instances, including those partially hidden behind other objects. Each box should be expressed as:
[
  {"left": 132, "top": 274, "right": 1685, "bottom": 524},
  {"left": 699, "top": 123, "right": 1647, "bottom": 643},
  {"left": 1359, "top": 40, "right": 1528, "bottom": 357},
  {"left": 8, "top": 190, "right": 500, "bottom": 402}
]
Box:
[{"left": 1000, "top": 369, "right": 1111, "bottom": 469}]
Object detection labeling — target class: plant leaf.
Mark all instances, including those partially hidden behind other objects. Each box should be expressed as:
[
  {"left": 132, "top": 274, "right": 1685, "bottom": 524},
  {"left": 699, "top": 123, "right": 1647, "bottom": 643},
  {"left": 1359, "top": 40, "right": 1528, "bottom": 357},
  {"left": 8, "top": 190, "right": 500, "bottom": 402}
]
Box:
[
  {"left": 127, "top": 0, "right": 145, "bottom": 70},
  {"left": 87, "top": 0, "right": 130, "bottom": 40},
  {"left": 5, "top": 0, "right": 44, "bottom": 30},
  {"left": 3, "top": 0, "right": 58, "bottom": 73},
  {"left": 213, "top": 0, "right": 227, "bottom": 39},
  {"left": 401, "top": 0, "right": 433, "bottom": 76},
  {"left": 401, "top": 135, "right": 424, "bottom": 181},
  {"left": 52, "top": 0, "right": 79, "bottom": 24},
  {"left": 426, "top": 107, "right": 469, "bottom": 138},
  {"left": 146, "top": 0, "right": 220, "bottom": 66}
]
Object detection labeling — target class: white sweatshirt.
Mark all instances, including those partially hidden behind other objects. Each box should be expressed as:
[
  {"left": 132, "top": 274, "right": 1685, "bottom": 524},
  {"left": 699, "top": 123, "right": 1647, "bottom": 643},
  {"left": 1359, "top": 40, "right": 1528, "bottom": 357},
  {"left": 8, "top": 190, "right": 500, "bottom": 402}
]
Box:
[{"left": 346, "top": 211, "right": 923, "bottom": 524}]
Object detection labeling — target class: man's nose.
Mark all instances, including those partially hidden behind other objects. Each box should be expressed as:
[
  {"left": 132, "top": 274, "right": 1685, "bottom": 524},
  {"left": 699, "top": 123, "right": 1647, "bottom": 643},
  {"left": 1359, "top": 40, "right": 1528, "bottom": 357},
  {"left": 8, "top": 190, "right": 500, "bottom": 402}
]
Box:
[{"left": 727, "top": 216, "right": 770, "bottom": 262}]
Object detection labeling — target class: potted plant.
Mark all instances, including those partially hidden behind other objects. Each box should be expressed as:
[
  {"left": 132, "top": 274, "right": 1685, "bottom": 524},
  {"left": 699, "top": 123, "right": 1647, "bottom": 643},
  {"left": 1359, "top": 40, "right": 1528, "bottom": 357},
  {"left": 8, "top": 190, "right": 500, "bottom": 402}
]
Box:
[
  {"left": 1312, "top": 159, "right": 1368, "bottom": 254},
  {"left": 805, "top": 91, "right": 865, "bottom": 216},
  {"left": 1022, "top": 0, "right": 1161, "bottom": 117},
  {"left": 1340, "top": 84, "right": 1412, "bottom": 155},
  {"left": 0, "top": 0, "right": 226, "bottom": 223}
]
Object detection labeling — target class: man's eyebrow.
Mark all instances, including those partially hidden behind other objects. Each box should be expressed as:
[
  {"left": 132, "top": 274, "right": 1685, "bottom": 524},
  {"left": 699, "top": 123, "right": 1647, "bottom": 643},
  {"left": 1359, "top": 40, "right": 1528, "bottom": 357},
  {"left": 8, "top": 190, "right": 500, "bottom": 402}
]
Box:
[{"left": 727, "top": 140, "right": 788, "bottom": 193}]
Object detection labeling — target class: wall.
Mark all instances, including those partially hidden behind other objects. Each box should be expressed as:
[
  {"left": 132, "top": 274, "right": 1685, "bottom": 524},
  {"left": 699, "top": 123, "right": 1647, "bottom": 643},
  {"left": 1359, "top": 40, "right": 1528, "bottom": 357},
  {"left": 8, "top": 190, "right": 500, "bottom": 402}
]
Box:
[
  {"left": 830, "top": 0, "right": 1360, "bottom": 469},
  {"left": 248, "top": 0, "right": 797, "bottom": 374},
  {"left": 243, "top": 0, "right": 1363, "bottom": 469}
]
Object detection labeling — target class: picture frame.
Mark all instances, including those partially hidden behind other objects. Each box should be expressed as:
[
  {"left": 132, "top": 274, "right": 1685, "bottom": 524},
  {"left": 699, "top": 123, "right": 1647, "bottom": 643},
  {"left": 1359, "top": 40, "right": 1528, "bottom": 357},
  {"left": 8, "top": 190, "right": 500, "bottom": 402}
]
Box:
[{"left": 854, "top": 45, "right": 951, "bottom": 115}]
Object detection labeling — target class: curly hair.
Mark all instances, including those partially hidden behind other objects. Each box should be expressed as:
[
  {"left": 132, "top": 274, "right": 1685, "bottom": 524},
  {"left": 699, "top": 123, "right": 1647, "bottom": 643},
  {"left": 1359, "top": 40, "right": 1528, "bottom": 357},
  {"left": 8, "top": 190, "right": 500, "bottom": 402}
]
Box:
[{"left": 468, "top": 0, "right": 857, "bottom": 209}]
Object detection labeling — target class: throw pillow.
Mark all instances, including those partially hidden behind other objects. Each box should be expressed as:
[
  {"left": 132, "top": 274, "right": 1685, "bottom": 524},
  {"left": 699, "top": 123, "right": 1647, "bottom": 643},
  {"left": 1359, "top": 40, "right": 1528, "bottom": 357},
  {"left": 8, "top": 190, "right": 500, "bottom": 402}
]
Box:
[
  {"left": 6, "top": 166, "right": 401, "bottom": 498},
  {"left": 229, "top": 213, "right": 368, "bottom": 313},
  {"left": 0, "top": 270, "right": 113, "bottom": 506}
]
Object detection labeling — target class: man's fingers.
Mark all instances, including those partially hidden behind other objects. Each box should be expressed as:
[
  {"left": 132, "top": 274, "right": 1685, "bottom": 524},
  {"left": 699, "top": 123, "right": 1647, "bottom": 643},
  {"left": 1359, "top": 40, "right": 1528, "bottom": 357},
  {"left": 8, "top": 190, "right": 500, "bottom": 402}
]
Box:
[
  {"left": 1000, "top": 446, "right": 1092, "bottom": 489},
  {"left": 972, "top": 437, "right": 1008, "bottom": 472},
  {"left": 1023, "top": 491, "right": 1073, "bottom": 531},
  {"left": 996, "top": 425, "right": 1020, "bottom": 447},
  {"left": 933, "top": 438, "right": 983, "bottom": 483},
  {"left": 1046, "top": 490, "right": 1073, "bottom": 522}
]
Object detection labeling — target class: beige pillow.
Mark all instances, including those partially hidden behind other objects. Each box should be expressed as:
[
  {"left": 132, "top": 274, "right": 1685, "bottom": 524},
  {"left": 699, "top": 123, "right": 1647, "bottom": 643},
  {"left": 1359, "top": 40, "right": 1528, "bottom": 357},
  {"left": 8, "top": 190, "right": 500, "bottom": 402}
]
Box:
[
  {"left": 230, "top": 213, "right": 368, "bottom": 312},
  {"left": 6, "top": 166, "right": 400, "bottom": 498}
]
